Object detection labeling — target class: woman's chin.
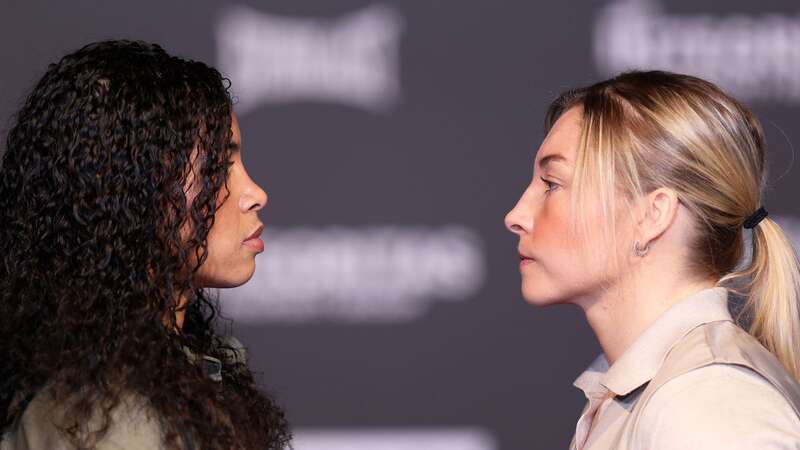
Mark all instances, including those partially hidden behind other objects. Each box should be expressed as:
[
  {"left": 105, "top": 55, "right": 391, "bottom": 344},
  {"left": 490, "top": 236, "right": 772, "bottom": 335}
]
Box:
[
  {"left": 225, "top": 268, "right": 256, "bottom": 288},
  {"left": 198, "top": 264, "right": 256, "bottom": 289},
  {"left": 521, "top": 284, "right": 564, "bottom": 307}
]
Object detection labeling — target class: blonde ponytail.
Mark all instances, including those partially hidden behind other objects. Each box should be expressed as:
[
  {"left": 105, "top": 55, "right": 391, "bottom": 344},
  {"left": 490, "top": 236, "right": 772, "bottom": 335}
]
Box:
[{"left": 722, "top": 218, "right": 800, "bottom": 380}]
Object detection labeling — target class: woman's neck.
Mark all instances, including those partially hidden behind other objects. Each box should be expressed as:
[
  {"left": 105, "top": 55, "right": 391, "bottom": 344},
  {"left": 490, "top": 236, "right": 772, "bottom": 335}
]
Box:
[
  {"left": 164, "top": 293, "right": 189, "bottom": 331},
  {"left": 580, "top": 268, "right": 717, "bottom": 365}
]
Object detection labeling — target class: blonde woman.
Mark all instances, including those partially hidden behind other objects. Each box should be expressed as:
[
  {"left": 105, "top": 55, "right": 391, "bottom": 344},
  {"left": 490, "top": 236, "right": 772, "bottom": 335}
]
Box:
[{"left": 505, "top": 71, "right": 800, "bottom": 449}]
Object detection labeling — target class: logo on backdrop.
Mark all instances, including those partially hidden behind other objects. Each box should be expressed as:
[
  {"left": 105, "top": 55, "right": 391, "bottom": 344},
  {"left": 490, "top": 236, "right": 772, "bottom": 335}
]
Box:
[
  {"left": 221, "top": 226, "right": 486, "bottom": 323},
  {"left": 216, "top": 3, "right": 404, "bottom": 115},
  {"left": 594, "top": 0, "right": 800, "bottom": 103}
]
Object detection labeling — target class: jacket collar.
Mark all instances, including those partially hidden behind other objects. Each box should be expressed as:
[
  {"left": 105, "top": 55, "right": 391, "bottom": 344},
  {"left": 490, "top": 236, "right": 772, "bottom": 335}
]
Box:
[
  {"left": 182, "top": 336, "right": 248, "bottom": 383},
  {"left": 574, "top": 286, "right": 733, "bottom": 397},
  {"left": 183, "top": 346, "right": 224, "bottom": 382}
]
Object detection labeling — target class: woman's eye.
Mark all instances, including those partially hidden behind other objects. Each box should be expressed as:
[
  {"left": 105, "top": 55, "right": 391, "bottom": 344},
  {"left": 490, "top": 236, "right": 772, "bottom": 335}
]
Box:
[{"left": 541, "top": 177, "right": 558, "bottom": 193}]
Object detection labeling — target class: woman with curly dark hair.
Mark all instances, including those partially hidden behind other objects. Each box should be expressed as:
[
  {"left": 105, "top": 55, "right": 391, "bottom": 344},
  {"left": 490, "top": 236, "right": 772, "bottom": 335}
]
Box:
[{"left": 0, "top": 40, "right": 291, "bottom": 449}]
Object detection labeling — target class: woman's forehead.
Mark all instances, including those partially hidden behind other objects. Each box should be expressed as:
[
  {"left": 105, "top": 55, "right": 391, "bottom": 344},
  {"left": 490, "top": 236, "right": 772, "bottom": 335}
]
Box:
[{"left": 536, "top": 108, "right": 582, "bottom": 168}]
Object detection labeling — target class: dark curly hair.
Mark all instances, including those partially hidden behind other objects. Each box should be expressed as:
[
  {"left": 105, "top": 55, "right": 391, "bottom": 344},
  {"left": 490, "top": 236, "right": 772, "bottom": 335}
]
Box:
[{"left": 0, "top": 40, "right": 290, "bottom": 449}]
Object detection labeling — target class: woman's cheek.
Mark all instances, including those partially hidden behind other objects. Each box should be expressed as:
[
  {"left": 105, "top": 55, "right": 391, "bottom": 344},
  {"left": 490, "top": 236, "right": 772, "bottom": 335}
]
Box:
[{"left": 537, "top": 200, "right": 569, "bottom": 244}]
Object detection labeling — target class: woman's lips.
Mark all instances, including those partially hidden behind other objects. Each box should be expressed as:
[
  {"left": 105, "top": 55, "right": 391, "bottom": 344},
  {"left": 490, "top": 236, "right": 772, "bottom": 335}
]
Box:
[
  {"left": 243, "top": 237, "right": 264, "bottom": 253},
  {"left": 519, "top": 253, "right": 534, "bottom": 268},
  {"left": 243, "top": 224, "right": 265, "bottom": 252}
]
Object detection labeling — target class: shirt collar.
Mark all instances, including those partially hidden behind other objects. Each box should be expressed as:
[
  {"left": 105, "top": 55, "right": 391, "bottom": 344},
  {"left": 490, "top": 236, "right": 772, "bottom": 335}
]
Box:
[
  {"left": 573, "top": 286, "right": 733, "bottom": 397},
  {"left": 573, "top": 353, "right": 610, "bottom": 398}
]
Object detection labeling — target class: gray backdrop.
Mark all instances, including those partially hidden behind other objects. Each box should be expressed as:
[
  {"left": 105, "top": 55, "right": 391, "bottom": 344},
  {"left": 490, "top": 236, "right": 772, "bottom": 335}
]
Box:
[{"left": 3, "top": 1, "right": 800, "bottom": 449}]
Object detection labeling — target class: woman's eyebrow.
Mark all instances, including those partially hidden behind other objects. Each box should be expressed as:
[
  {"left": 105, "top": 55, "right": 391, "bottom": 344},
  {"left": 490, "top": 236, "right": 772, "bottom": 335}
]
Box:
[
  {"left": 227, "top": 141, "right": 241, "bottom": 152},
  {"left": 538, "top": 154, "right": 567, "bottom": 170}
]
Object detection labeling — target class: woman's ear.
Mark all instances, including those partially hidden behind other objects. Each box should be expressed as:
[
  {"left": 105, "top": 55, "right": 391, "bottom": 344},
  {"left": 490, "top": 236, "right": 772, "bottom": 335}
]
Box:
[{"left": 635, "top": 187, "right": 680, "bottom": 250}]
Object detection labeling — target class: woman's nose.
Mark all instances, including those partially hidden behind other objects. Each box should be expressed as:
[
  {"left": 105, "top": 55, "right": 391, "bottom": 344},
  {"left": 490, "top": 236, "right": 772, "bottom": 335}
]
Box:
[
  {"left": 241, "top": 181, "right": 268, "bottom": 212},
  {"left": 505, "top": 196, "right": 531, "bottom": 236}
]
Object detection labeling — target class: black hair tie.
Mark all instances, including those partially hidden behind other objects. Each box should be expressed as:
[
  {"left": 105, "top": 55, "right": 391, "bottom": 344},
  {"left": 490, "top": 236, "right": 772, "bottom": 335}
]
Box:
[{"left": 743, "top": 206, "right": 768, "bottom": 229}]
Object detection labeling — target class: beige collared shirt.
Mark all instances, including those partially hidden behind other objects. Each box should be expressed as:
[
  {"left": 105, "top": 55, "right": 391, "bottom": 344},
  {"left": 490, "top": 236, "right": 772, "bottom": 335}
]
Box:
[{"left": 570, "top": 287, "right": 800, "bottom": 449}]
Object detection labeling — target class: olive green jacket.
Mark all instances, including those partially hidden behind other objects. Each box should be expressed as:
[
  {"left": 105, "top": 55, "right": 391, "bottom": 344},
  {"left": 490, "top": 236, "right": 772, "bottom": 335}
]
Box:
[{"left": 0, "top": 336, "right": 246, "bottom": 450}]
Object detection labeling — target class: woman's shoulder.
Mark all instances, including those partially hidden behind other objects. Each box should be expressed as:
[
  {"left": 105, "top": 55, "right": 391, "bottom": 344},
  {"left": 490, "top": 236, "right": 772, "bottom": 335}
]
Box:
[
  {"left": 630, "top": 320, "right": 800, "bottom": 448},
  {"left": 652, "top": 362, "right": 796, "bottom": 406},
  {"left": 2, "top": 386, "right": 164, "bottom": 450},
  {"left": 660, "top": 320, "right": 800, "bottom": 403},
  {"left": 636, "top": 363, "right": 800, "bottom": 449}
]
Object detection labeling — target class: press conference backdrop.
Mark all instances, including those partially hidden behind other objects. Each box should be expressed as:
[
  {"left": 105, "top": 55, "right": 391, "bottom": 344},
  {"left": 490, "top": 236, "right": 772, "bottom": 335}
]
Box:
[{"left": 2, "top": 1, "right": 800, "bottom": 448}]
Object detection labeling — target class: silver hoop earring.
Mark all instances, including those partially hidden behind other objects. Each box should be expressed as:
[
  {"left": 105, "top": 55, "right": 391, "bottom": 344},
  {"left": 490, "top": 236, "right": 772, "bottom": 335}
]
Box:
[{"left": 633, "top": 240, "right": 650, "bottom": 257}]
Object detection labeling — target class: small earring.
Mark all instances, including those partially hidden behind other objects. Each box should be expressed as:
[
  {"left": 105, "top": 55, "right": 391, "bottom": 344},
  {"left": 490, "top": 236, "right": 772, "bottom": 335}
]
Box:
[{"left": 633, "top": 240, "right": 650, "bottom": 257}]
